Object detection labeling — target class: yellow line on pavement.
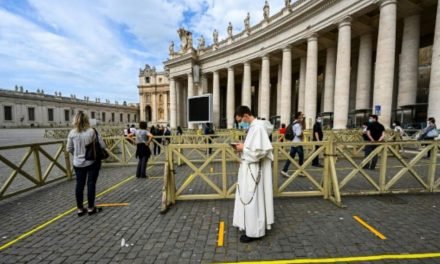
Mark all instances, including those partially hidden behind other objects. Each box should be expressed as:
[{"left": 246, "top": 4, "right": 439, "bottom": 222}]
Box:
[
  {"left": 0, "top": 175, "right": 135, "bottom": 251},
  {"left": 353, "top": 215, "right": 386, "bottom": 240},
  {"left": 216, "top": 252, "right": 440, "bottom": 263},
  {"left": 217, "top": 221, "right": 225, "bottom": 247}
]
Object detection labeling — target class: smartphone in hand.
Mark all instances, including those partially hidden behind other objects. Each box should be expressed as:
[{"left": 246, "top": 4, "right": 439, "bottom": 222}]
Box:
[{"left": 230, "top": 142, "right": 239, "bottom": 149}]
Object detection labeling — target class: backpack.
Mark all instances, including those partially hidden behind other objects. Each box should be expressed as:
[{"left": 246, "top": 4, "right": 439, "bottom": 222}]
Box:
[{"left": 284, "top": 121, "right": 296, "bottom": 141}]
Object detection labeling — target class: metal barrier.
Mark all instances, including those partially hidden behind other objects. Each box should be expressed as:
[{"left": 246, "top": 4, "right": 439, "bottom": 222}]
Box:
[
  {"left": 162, "top": 140, "right": 440, "bottom": 212},
  {"left": 0, "top": 141, "right": 72, "bottom": 199}
]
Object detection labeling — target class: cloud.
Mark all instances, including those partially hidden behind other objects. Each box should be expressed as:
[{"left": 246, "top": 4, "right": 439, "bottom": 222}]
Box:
[{"left": 0, "top": 0, "right": 288, "bottom": 103}]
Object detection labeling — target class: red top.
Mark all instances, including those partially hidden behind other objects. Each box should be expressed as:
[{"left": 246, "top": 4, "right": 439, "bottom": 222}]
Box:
[{"left": 279, "top": 127, "right": 286, "bottom": 135}]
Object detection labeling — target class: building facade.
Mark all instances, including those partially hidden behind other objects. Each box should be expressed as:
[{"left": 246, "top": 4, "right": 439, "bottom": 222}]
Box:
[
  {"left": 164, "top": 0, "right": 440, "bottom": 129},
  {"left": 138, "top": 65, "right": 170, "bottom": 126},
  {"left": 0, "top": 87, "right": 139, "bottom": 128}
]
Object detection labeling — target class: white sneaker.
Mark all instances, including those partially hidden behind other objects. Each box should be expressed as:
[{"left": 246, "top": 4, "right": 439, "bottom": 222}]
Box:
[{"left": 281, "top": 171, "right": 290, "bottom": 178}]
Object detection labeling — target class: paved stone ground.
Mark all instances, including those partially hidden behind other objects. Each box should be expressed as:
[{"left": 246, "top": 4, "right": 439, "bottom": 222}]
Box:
[
  {"left": 1, "top": 160, "right": 440, "bottom": 263},
  {"left": 1, "top": 131, "right": 440, "bottom": 263}
]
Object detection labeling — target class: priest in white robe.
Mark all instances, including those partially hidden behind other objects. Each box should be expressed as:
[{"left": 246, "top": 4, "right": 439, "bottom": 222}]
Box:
[{"left": 232, "top": 105, "right": 274, "bottom": 243}]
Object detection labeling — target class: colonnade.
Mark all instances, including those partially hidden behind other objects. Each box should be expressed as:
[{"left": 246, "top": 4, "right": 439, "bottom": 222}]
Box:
[{"left": 168, "top": 0, "right": 440, "bottom": 129}]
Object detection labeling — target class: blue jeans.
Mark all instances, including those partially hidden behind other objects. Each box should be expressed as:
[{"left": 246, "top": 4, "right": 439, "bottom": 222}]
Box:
[
  {"left": 74, "top": 161, "right": 101, "bottom": 209},
  {"left": 282, "top": 146, "right": 304, "bottom": 172}
]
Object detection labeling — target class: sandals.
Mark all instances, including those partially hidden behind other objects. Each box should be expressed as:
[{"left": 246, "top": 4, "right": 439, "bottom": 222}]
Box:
[
  {"left": 87, "top": 207, "right": 103, "bottom": 215},
  {"left": 77, "top": 208, "right": 87, "bottom": 217}
]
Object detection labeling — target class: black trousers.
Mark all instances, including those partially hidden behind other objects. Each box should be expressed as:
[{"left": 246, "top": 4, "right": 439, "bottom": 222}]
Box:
[
  {"left": 364, "top": 145, "right": 378, "bottom": 170},
  {"left": 136, "top": 155, "right": 150, "bottom": 178},
  {"left": 74, "top": 161, "right": 101, "bottom": 209}
]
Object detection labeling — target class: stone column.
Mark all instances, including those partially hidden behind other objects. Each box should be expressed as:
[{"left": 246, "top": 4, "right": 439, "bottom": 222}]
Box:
[
  {"left": 281, "top": 46, "right": 292, "bottom": 124},
  {"left": 151, "top": 93, "right": 157, "bottom": 123},
  {"left": 398, "top": 14, "right": 420, "bottom": 107},
  {"left": 304, "top": 34, "right": 318, "bottom": 128},
  {"left": 258, "top": 68, "right": 263, "bottom": 117},
  {"left": 428, "top": 3, "right": 440, "bottom": 122},
  {"left": 276, "top": 63, "right": 282, "bottom": 117},
  {"left": 227, "top": 67, "right": 235, "bottom": 128},
  {"left": 139, "top": 92, "right": 145, "bottom": 121},
  {"left": 323, "top": 46, "right": 336, "bottom": 113},
  {"left": 242, "top": 62, "right": 252, "bottom": 108},
  {"left": 187, "top": 73, "right": 194, "bottom": 128},
  {"left": 163, "top": 93, "right": 168, "bottom": 123},
  {"left": 260, "top": 55, "right": 271, "bottom": 120},
  {"left": 356, "top": 33, "right": 373, "bottom": 110},
  {"left": 373, "top": 0, "right": 397, "bottom": 128},
  {"left": 175, "top": 81, "right": 181, "bottom": 126},
  {"left": 298, "top": 56, "right": 306, "bottom": 113},
  {"left": 213, "top": 71, "right": 220, "bottom": 127},
  {"left": 169, "top": 78, "right": 177, "bottom": 128},
  {"left": 333, "top": 17, "right": 352, "bottom": 129},
  {"left": 200, "top": 74, "right": 208, "bottom": 95}
]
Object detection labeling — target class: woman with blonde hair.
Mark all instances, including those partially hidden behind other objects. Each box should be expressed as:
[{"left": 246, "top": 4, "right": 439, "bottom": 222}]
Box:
[{"left": 67, "top": 112, "right": 105, "bottom": 216}]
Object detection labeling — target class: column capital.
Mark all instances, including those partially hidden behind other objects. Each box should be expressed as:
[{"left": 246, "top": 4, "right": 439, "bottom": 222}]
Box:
[
  {"left": 262, "top": 54, "right": 270, "bottom": 60},
  {"left": 243, "top": 61, "right": 251, "bottom": 66},
  {"left": 227, "top": 66, "right": 234, "bottom": 71},
  {"left": 338, "top": 16, "right": 352, "bottom": 28},
  {"left": 282, "top": 45, "right": 292, "bottom": 52},
  {"left": 307, "top": 33, "right": 319, "bottom": 42},
  {"left": 375, "top": 0, "right": 397, "bottom": 9}
]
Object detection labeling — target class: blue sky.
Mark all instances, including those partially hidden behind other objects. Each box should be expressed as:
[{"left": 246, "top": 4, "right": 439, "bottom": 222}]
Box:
[{"left": 0, "top": 0, "right": 284, "bottom": 103}]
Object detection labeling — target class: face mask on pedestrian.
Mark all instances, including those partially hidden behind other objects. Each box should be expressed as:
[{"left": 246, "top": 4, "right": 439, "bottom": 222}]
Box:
[
  {"left": 316, "top": 118, "right": 322, "bottom": 123},
  {"left": 369, "top": 118, "right": 374, "bottom": 123},
  {"left": 240, "top": 121, "right": 249, "bottom": 128},
  {"left": 392, "top": 123, "right": 396, "bottom": 127}
]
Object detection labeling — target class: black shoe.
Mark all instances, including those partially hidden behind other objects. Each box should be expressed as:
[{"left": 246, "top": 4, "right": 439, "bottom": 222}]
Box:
[
  {"left": 88, "top": 207, "right": 103, "bottom": 215},
  {"left": 77, "top": 208, "right": 87, "bottom": 217},
  {"left": 240, "top": 234, "right": 261, "bottom": 243}
]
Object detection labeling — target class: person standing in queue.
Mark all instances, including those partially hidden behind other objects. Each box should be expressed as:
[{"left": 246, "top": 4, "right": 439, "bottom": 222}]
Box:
[
  {"left": 135, "top": 121, "right": 153, "bottom": 178},
  {"left": 312, "top": 115, "right": 323, "bottom": 167},
  {"left": 67, "top": 112, "right": 105, "bottom": 216},
  {"left": 365, "top": 114, "right": 385, "bottom": 170},
  {"left": 232, "top": 106, "right": 274, "bottom": 243}
]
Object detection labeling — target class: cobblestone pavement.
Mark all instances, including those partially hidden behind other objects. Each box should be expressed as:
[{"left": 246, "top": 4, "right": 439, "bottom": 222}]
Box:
[{"left": 1, "top": 160, "right": 440, "bottom": 264}]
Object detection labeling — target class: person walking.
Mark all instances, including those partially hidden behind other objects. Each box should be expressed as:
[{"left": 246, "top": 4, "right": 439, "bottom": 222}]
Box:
[
  {"left": 135, "top": 121, "right": 153, "bottom": 178},
  {"left": 67, "top": 112, "right": 105, "bottom": 216},
  {"left": 281, "top": 112, "right": 304, "bottom": 177},
  {"left": 312, "top": 115, "right": 323, "bottom": 167},
  {"left": 364, "top": 114, "right": 385, "bottom": 170},
  {"left": 232, "top": 106, "right": 274, "bottom": 243}
]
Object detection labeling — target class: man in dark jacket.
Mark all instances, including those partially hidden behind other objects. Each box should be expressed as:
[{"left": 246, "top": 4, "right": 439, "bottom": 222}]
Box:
[
  {"left": 364, "top": 115, "right": 385, "bottom": 170},
  {"left": 312, "top": 115, "right": 323, "bottom": 167}
]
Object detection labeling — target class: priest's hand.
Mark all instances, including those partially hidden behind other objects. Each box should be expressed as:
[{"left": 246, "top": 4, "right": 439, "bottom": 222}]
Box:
[{"left": 235, "top": 143, "right": 244, "bottom": 152}]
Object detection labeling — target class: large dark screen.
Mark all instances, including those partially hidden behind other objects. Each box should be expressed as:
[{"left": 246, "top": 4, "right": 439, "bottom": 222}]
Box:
[{"left": 188, "top": 95, "right": 211, "bottom": 122}]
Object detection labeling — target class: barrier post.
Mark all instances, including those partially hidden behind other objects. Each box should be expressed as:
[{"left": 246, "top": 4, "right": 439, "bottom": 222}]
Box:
[
  {"left": 64, "top": 142, "right": 73, "bottom": 180},
  {"left": 379, "top": 144, "right": 388, "bottom": 193},
  {"left": 273, "top": 144, "right": 279, "bottom": 196},
  {"left": 32, "top": 145, "right": 43, "bottom": 185},
  {"left": 428, "top": 141, "right": 438, "bottom": 192}
]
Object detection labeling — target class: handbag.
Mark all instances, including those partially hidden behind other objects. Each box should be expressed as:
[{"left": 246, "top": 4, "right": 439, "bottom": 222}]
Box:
[{"left": 85, "top": 129, "right": 109, "bottom": 161}]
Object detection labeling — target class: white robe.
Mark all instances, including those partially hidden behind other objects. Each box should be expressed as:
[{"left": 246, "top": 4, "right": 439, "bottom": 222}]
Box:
[{"left": 233, "top": 119, "right": 274, "bottom": 238}]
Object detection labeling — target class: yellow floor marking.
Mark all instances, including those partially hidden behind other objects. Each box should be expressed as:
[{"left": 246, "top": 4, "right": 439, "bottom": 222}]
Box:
[
  {"left": 353, "top": 215, "right": 386, "bottom": 240},
  {"left": 216, "top": 252, "right": 440, "bottom": 264},
  {"left": 217, "top": 221, "right": 225, "bottom": 247},
  {"left": 0, "top": 175, "right": 135, "bottom": 251},
  {"left": 96, "top": 203, "right": 129, "bottom": 207}
]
